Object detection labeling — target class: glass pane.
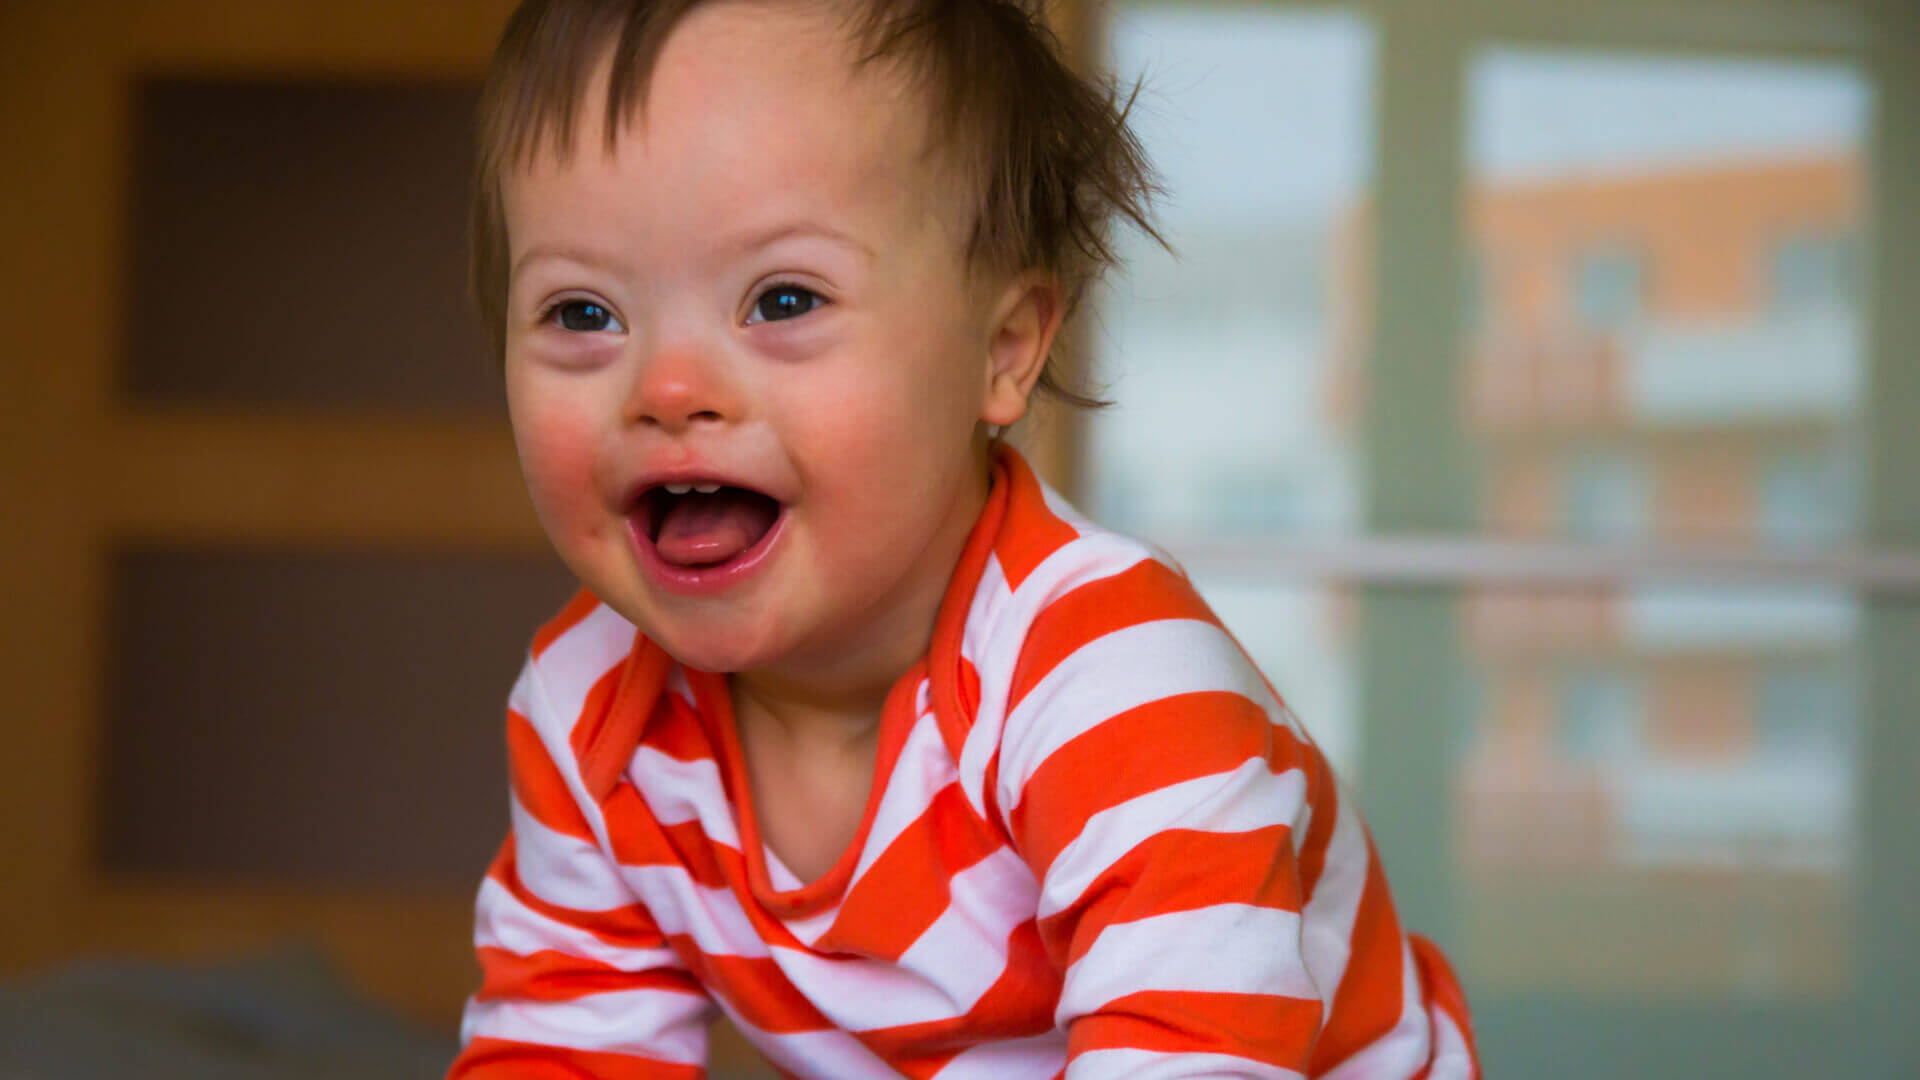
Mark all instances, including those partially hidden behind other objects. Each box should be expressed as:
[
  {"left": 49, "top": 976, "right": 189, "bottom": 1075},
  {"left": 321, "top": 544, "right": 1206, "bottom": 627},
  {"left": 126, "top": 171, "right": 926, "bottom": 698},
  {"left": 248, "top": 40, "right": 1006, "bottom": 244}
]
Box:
[
  {"left": 1464, "top": 52, "right": 1869, "bottom": 546},
  {"left": 1084, "top": 7, "right": 1375, "bottom": 543},
  {"left": 1454, "top": 582, "right": 1861, "bottom": 999}
]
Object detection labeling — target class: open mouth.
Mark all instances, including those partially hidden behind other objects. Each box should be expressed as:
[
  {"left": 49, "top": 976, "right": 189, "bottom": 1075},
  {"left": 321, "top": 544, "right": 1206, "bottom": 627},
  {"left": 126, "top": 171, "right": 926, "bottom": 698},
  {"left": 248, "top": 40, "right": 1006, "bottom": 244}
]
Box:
[{"left": 634, "top": 483, "right": 783, "bottom": 571}]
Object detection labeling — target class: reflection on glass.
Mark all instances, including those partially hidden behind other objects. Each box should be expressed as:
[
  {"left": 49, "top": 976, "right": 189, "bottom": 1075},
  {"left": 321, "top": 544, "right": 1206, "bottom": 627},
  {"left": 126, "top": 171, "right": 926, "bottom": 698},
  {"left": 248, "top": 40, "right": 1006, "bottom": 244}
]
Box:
[
  {"left": 1455, "top": 584, "right": 1860, "bottom": 998},
  {"left": 1085, "top": 7, "right": 1374, "bottom": 542},
  {"left": 1455, "top": 50, "right": 1870, "bottom": 1004},
  {"left": 1464, "top": 51, "right": 1869, "bottom": 546}
]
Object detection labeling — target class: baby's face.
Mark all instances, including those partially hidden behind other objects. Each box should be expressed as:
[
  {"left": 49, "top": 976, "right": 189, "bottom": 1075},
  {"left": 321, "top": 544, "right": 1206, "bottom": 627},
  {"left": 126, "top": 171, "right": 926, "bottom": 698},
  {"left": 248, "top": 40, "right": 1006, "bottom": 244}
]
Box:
[{"left": 502, "top": 1, "right": 1016, "bottom": 683}]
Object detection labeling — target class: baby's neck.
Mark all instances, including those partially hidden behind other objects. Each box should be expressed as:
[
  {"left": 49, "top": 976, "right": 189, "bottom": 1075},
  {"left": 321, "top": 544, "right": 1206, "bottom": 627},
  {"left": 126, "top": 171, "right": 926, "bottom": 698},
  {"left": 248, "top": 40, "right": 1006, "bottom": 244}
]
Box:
[
  {"left": 729, "top": 666, "right": 891, "bottom": 887},
  {"left": 728, "top": 666, "right": 895, "bottom": 749}
]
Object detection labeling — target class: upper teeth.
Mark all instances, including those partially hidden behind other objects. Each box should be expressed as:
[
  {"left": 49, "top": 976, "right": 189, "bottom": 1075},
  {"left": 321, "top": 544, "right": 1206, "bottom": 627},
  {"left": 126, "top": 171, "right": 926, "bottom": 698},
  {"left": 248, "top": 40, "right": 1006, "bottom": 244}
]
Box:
[
  {"left": 694, "top": 483, "right": 721, "bottom": 493},
  {"left": 664, "top": 483, "right": 723, "bottom": 495}
]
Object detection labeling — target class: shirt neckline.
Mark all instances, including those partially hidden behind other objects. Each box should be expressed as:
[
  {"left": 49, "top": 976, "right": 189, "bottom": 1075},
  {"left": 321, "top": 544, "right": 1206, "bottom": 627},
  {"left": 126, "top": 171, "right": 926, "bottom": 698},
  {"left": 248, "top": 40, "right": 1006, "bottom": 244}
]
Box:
[
  {"left": 687, "top": 658, "right": 928, "bottom": 917},
  {"left": 600, "top": 444, "right": 1023, "bottom": 917}
]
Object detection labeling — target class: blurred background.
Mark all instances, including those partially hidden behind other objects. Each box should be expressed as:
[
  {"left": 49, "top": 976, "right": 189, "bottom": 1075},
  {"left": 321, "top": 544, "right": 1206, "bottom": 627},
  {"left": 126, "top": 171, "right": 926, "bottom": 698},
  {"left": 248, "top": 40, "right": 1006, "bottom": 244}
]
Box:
[{"left": 1, "top": 0, "right": 1915, "bottom": 1077}]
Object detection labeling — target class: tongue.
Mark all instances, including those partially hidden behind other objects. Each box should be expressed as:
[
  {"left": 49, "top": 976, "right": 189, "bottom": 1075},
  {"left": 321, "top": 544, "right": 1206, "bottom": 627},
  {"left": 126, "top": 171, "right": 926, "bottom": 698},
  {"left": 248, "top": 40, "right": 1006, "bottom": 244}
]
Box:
[{"left": 654, "top": 489, "right": 778, "bottom": 567}]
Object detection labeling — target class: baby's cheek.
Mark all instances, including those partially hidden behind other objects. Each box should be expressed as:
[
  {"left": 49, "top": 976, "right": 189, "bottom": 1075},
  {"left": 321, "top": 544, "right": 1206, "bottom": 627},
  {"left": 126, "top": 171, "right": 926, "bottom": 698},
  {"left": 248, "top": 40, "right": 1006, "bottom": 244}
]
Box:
[{"left": 513, "top": 407, "right": 609, "bottom": 541}]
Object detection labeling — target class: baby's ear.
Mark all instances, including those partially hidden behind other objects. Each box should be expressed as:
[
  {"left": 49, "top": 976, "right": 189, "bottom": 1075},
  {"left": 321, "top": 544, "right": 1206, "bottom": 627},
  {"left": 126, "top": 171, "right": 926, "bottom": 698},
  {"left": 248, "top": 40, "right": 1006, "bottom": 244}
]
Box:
[{"left": 981, "top": 271, "right": 1065, "bottom": 428}]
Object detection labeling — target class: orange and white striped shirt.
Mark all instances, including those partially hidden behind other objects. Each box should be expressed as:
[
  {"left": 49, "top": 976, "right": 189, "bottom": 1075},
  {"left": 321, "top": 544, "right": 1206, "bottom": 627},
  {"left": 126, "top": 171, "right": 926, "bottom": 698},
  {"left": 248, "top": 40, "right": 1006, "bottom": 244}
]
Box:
[{"left": 450, "top": 447, "right": 1479, "bottom": 1079}]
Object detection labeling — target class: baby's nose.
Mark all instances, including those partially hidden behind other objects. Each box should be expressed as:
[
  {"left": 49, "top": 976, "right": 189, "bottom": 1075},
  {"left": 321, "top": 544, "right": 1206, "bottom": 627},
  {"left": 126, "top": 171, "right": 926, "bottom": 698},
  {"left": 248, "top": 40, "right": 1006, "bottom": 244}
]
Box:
[{"left": 625, "top": 345, "right": 741, "bottom": 432}]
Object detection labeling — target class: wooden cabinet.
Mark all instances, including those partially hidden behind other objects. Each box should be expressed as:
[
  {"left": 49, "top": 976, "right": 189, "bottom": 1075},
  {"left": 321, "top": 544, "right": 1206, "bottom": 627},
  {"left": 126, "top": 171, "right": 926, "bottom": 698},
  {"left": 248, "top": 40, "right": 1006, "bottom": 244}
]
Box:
[
  {"left": 0, "top": 3, "right": 1083, "bottom": 1066},
  {"left": 1, "top": 0, "right": 539, "bottom": 1032}
]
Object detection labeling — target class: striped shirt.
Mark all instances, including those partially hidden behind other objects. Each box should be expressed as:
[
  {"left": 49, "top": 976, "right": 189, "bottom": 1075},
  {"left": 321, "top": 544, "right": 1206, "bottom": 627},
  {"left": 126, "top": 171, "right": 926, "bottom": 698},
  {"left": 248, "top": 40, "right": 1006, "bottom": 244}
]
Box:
[{"left": 450, "top": 447, "right": 1479, "bottom": 1079}]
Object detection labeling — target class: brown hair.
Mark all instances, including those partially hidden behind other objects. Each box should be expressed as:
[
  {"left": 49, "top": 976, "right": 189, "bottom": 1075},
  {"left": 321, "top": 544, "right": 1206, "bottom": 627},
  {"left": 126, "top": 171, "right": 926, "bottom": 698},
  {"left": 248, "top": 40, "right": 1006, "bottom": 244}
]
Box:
[{"left": 470, "top": 0, "right": 1162, "bottom": 407}]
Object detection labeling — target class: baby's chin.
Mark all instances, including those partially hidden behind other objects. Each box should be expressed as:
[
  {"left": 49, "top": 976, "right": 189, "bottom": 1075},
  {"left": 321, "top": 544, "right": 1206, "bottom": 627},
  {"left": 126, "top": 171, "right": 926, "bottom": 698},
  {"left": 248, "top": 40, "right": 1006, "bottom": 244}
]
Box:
[{"left": 640, "top": 615, "right": 791, "bottom": 677}]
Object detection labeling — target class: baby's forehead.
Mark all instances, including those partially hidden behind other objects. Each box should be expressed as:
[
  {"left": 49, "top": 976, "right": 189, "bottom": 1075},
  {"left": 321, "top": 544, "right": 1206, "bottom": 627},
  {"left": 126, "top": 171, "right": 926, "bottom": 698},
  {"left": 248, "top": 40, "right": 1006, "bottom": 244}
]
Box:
[
  {"left": 522, "top": 6, "right": 956, "bottom": 218},
  {"left": 656, "top": 5, "right": 924, "bottom": 142},
  {"left": 567, "top": 10, "right": 916, "bottom": 157},
  {"left": 501, "top": 6, "right": 973, "bottom": 272}
]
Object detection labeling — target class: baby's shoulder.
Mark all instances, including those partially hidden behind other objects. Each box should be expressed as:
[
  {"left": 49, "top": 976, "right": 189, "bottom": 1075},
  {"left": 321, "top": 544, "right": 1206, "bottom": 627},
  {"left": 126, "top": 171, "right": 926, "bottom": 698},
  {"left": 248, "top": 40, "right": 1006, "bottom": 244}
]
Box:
[
  {"left": 961, "top": 517, "right": 1309, "bottom": 818},
  {"left": 966, "top": 514, "right": 1278, "bottom": 720},
  {"left": 970, "top": 512, "right": 1217, "bottom": 659}
]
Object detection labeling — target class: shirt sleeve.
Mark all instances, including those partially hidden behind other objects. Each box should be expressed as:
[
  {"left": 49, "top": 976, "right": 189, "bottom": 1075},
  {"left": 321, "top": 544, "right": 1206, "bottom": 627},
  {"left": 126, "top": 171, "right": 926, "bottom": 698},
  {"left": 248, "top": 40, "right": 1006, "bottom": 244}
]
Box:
[
  {"left": 993, "top": 557, "right": 1478, "bottom": 1079},
  {"left": 448, "top": 663, "right": 715, "bottom": 1080}
]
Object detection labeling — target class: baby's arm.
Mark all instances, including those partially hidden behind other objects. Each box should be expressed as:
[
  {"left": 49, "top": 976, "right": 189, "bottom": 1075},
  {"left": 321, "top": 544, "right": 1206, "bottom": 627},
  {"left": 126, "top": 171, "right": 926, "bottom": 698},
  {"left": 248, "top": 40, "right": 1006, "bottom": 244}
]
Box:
[
  {"left": 996, "top": 558, "right": 1476, "bottom": 1079},
  {"left": 448, "top": 662, "right": 715, "bottom": 1079}
]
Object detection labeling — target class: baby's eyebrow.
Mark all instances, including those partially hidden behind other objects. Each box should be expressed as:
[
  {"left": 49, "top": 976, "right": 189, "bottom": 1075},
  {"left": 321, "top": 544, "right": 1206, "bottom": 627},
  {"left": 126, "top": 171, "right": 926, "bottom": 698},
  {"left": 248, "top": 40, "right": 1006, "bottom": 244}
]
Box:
[
  {"left": 729, "top": 220, "right": 875, "bottom": 262},
  {"left": 509, "top": 243, "right": 631, "bottom": 284}
]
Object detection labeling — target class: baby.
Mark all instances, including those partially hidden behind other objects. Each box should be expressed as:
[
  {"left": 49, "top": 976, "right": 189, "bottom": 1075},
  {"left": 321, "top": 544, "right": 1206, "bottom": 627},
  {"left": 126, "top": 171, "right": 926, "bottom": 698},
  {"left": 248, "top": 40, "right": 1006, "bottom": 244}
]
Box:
[{"left": 449, "top": 1, "right": 1479, "bottom": 1077}]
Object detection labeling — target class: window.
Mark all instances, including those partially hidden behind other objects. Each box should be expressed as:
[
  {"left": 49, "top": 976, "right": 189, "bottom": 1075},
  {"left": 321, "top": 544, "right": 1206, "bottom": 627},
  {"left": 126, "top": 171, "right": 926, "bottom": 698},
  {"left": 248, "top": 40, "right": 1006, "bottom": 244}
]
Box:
[
  {"left": 1564, "top": 450, "right": 1651, "bottom": 542},
  {"left": 1557, "top": 668, "right": 1642, "bottom": 764},
  {"left": 1770, "top": 230, "right": 1860, "bottom": 312},
  {"left": 1572, "top": 245, "right": 1646, "bottom": 329},
  {"left": 1469, "top": 50, "right": 1869, "bottom": 548},
  {"left": 1085, "top": 6, "right": 1375, "bottom": 546},
  {"left": 1759, "top": 448, "right": 1856, "bottom": 544},
  {"left": 1755, "top": 667, "right": 1856, "bottom": 762},
  {"left": 1090, "top": 6, "right": 1905, "bottom": 1072}
]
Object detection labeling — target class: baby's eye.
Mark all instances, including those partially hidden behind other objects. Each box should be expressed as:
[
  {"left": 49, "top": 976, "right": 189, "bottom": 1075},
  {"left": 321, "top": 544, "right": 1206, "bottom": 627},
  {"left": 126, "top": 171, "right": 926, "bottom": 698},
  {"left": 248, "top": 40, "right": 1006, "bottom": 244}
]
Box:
[
  {"left": 547, "top": 299, "right": 624, "bottom": 333},
  {"left": 746, "top": 284, "right": 824, "bottom": 325}
]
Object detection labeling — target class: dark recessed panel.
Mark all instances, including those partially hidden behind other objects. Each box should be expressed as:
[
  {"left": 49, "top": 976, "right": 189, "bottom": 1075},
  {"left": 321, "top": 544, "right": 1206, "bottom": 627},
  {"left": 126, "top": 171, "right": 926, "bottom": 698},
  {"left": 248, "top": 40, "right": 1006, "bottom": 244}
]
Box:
[
  {"left": 125, "top": 79, "right": 499, "bottom": 412},
  {"left": 104, "top": 548, "right": 580, "bottom": 884}
]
